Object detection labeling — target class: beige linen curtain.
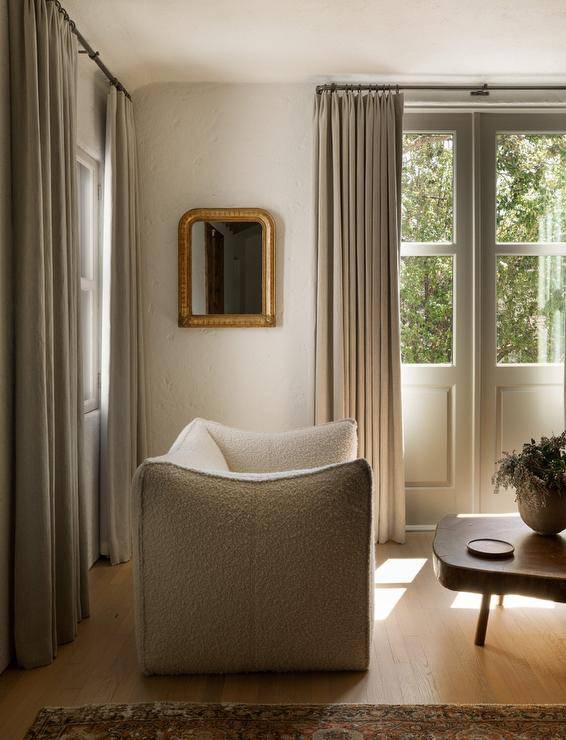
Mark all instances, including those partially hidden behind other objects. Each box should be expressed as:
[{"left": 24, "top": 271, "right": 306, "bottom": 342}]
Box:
[
  {"left": 8, "top": 0, "right": 89, "bottom": 668},
  {"left": 314, "top": 90, "right": 405, "bottom": 544},
  {"left": 100, "top": 87, "right": 147, "bottom": 565}
]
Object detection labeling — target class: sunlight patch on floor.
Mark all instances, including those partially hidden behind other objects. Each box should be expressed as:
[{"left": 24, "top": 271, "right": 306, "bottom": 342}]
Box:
[
  {"left": 374, "top": 587, "right": 406, "bottom": 620},
  {"left": 375, "top": 558, "right": 427, "bottom": 584},
  {"left": 451, "top": 592, "right": 555, "bottom": 610}
]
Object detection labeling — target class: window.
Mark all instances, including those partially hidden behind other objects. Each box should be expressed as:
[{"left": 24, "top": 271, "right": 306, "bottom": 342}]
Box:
[
  {"left": 496, "top": 134, "right": 566, "bottom": 244},
  {"left": 494, "top": 132, "right": 566, "bottom": 365},
  {"left": 77, "top": 150, "right": 101, "bottom": 412},
  {"left": 401, "top": 132, "right": 454, "bottom": 244},
  {"left": 496, "top": 255, "right": 566, "bottom": 364},
  {"left": 400, "top": 255, "right": 453, "bottom": 364},
  {"left": 400, "top": 131, "right": 455, "bottom": 365}
]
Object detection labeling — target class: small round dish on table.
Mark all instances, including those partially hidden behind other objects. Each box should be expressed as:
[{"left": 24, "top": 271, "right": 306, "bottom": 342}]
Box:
[{"left": 467, "top": 538, "right": 515, "bottom": 559}]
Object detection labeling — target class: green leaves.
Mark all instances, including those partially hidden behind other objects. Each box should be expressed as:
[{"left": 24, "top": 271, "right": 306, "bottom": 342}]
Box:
[
  {"left": 496, "top": 134, "right": 566, "bottom": 244},
  {"left": 400, "top": 256, "right": 453, "bottom": 364},
  {"left": 496, "top": 255, "right": 566, "bottom": 364},
  {"left": 400, "top": 133, "right": 454, "bottom": 364},
  {"left": 401, "top": 133, "right": 454, "bottom": 243}
]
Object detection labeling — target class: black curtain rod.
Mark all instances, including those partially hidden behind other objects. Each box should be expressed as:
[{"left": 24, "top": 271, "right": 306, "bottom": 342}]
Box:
[
  {"left": 48, "top": 0, "right": 131, "bottom": 100},
  {"left": 316, "top": 82, "right": 566, "bottom": 97}
]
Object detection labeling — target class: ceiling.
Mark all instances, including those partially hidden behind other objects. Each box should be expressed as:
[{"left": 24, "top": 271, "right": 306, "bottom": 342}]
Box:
[{"left": 64, "top": 0, "right": 566, "bottom": 92}]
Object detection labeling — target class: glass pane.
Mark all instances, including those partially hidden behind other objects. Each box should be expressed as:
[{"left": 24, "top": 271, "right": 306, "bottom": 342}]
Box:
[
  {"left": 496, "top": 134, "right": 566, "bottom": 243},
  {"left": 400, "top": 256, "right": 453, "bottom": 364},
  {"left": 496, "top": 255, "right": 566, "bottom": 364},
  {"left": 81, "top": 289, "right": 93, "bottom": 403},
  {"left": 401, "top": 133, "right": 454, "bottom": 243},
  {"left": 77, "top": 160, "right": 93, "bottom": 278},
  {"left": 191, "top": 220, "right": 263, "bottom": 315}
]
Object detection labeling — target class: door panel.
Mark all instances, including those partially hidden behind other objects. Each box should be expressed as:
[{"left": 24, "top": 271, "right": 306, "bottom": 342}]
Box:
[
  {"left": 403, "top": 386, "right": 451, "bottom": 486},
  {"left": 402, "top": 113, "right": 474, "bottom": 525}
]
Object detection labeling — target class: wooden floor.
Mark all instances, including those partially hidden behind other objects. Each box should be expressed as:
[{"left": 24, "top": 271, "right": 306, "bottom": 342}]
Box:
[{"left": 1, "top": 532, "right": 565, "bottom": 737}]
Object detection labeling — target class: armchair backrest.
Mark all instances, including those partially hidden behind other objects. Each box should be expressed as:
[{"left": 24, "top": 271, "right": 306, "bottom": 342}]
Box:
[{"left": 169, "top": 418, "right": 358, "bottom": 473}]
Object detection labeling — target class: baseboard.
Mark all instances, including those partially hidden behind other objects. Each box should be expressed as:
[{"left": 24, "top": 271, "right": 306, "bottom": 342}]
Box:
[{"left": 406, "top": 524, "right": 436, "bottom": 531}]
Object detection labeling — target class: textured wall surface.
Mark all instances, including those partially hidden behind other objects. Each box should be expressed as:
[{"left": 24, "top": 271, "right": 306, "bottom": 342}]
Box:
[
  {"left": 0, "top": 0, "right": 11, "bottom": 673},
  {"left": 77, "top": 59, "right": 107, "bottom": 567},
  {"left": 134, "top": 83, "right": 315, "bottom": 454}
]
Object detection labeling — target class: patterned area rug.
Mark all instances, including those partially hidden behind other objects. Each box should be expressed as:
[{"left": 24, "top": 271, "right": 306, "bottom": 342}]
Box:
[{"left": 26, "top": 702, "right": 566, "bottom": 739}]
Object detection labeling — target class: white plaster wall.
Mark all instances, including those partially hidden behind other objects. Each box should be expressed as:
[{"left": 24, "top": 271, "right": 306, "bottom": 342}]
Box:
[
  {"left": 134, "top": 83, "right": 315, "bottom": 454},
  {"left": 0, "top": 0, "right": 11, "bottom": 673},
  {"left": 77, "top": 60, "right": 106, "bottom": 567}
]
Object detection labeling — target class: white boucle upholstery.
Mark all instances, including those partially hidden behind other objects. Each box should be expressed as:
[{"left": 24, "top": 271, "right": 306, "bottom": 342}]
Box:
[
  {"left": 133, "top": 418, "right": 373, "bottom": 675},
  {"left": 165, "top": 419, "right": 229, "bottom": 472},
  {"left": 170, "top": 417, "right": 359, "bottom": 473}
]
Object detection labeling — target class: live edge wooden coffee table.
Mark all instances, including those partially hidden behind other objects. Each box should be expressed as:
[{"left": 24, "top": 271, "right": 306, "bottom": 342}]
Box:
[{"left": 432, "top": 514, "right": 566, "bottom": 646}]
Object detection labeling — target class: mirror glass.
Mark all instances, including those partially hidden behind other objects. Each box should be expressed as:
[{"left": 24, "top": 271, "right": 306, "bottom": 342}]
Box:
[{"left": 191, "top": 220, "right": 263, "bottom": 315}]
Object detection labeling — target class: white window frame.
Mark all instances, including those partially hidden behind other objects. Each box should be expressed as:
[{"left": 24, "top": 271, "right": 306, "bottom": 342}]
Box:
[{"left": 77, "top": 147, "right": 101, "bottom": 414}]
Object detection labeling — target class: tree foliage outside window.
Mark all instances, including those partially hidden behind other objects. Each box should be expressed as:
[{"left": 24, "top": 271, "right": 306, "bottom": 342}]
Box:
[
  {"left": 400, "top": 133, "right": 454, "bottom": 364},
  {"left": 496, "top": 134, "right": 566, "bottom": 363},
  {"left": 400, "top": 131, "right": 566, "bottom": 365},
  {"left": 400, "top": 256, "right": 453, "bottom": 364},
  {"left": 401, "top": 133, "right": 453, "bottom": 243},
  {"left": 497, "top": 255, "right": 566, "bottom": 364},
  {"left": 496, "top": 134, "right": 566, "bottom": 243}
]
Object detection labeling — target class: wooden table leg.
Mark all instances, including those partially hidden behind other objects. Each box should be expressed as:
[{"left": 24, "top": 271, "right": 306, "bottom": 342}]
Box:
[
  {"left": 475, "top": 593, "right": 491, "bottom": 646},
  {"left": 497, "top": 594, "right": 504, "bottom": 607}
]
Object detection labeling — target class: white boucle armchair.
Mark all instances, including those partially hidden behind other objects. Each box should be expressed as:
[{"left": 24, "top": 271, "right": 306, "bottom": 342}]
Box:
[{"left": 132, "top": 417, "right": 373, "bottom": 675}]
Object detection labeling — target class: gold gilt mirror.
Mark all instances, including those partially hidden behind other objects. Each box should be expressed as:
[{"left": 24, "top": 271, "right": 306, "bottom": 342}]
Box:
[{"left": 178, "top": 208, "right": 276, "bottom": 327}]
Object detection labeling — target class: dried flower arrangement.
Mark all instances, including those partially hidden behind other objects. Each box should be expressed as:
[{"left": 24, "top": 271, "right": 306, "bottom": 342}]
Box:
[{"left": 493, "top": 431, "right": 566, "bottom": 510}]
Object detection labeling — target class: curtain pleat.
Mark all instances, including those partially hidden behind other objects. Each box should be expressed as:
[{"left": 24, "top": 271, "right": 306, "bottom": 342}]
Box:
[
  {"left": 314, "top": 90, "right": 405, "bottom": 544},
  {"left": 100, "top": 87, "right": 147, "bottom": 565},
  {"left": 8, "top": 0, "right": 89, "bottom": 668}
]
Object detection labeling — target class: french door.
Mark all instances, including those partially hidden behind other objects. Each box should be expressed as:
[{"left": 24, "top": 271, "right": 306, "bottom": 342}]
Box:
[
  {"left": 401, "top": 113, "right": 474, "bottom": 525},
  {"left": 401, "top": 111, "right": 566, "bottom": 526},
  {"left": 478, "top": 114, "right": 566, "bottom": 514}
]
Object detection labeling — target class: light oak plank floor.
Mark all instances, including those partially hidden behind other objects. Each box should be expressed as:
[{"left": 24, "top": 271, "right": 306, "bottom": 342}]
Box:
[{"left": 1, "top": 533, "right": 565, "bottom": 738}]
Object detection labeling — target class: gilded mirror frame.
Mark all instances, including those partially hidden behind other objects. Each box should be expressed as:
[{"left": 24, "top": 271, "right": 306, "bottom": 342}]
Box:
[{"left": 178, "top": 207, "right": 276, "bottom": 328}]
